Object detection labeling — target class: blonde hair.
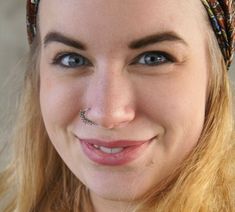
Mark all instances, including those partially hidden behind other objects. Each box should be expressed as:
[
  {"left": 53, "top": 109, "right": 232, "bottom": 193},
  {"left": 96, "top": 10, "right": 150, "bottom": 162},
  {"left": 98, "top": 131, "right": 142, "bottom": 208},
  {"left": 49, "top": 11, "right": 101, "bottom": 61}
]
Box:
[{"left": 1, "top": 7, "right": 235, "bottom": 212}]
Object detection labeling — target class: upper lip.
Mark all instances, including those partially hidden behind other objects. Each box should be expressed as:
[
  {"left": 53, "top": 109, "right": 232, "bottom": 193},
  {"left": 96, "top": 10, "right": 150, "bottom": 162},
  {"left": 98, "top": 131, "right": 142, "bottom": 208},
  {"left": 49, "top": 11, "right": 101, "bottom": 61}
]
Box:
[{"left": 77, "top": 136, "right": 156, "bottom": 148}]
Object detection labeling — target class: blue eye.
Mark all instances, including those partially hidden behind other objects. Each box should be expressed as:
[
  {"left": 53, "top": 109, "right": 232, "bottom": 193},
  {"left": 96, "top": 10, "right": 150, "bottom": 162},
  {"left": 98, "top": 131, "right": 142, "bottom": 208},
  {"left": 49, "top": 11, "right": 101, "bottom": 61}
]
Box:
[
  {"left": 136, "top": 51, "right": 172, "bottom": 66},
  {"left": 52, "top": 53, "right": 90, "bottom": 68}
]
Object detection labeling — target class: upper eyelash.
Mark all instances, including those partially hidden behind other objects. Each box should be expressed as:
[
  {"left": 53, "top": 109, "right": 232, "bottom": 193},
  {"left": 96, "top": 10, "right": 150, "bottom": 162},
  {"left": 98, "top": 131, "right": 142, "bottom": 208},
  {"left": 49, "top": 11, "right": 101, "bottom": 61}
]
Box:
[
  {"left": 51, "top": 52, "right": 86, "bottom": 65},
  {"left": 51, "top": 51, "right": 175, "bottom": 67},
  {"left": 131, "top": 51, "right": 175, "bottom": 65}
]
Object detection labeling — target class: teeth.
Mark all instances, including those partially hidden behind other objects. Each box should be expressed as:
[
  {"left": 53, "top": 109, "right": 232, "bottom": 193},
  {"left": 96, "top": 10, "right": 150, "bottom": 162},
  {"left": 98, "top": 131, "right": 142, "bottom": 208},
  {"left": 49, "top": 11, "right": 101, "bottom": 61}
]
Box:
[
  {"left": 110, "top": 147, "right": 124, "bottom": 154},
  {"left": 94, "top": 145, "right": 124, "bottom": 154},
  {"left": 99, "top": 146, "right": 113, "bottom": 154},
  {"left": 93, "top": 144, "right": 99, "bottom": 149}
]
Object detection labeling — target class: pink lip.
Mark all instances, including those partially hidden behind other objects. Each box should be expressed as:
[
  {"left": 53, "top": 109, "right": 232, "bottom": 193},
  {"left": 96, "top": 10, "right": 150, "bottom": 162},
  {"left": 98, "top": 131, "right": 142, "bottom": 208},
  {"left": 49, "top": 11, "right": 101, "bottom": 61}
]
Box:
[
  {"left": 80, "top": 138, "right": 149, "bottom": 148},
  {"left": 78, "top": 137, "right": 155, "bottom": 166}
]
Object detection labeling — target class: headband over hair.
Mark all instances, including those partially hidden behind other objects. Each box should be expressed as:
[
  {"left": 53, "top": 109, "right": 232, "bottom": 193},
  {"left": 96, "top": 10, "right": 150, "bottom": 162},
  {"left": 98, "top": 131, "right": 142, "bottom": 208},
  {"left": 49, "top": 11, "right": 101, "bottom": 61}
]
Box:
[{"left": 26, "top": 0, "right": 235, "bottom": 69}]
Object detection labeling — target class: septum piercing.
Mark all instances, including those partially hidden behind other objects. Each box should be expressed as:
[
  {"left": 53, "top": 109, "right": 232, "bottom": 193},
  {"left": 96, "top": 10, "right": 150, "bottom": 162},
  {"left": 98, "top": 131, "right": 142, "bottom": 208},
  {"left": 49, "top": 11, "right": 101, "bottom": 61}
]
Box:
[{"left": 80, "top": 108, "right": 97, "bottom": 126}]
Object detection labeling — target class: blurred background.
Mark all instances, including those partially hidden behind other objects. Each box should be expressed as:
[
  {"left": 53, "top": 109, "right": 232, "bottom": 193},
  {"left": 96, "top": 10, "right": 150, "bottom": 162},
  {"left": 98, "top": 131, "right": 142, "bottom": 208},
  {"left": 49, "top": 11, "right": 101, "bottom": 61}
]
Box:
[
  {"left": 0, "top": 1, "right": 235, "bottom": 169},
  {"left": 0, "top": 0, "right": 27, "bottom": 170}
]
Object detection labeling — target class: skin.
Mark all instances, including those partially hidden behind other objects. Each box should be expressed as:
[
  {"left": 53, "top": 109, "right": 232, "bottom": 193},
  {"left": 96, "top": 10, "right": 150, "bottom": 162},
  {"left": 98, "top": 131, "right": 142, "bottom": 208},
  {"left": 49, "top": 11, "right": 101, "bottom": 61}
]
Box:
[{"left": 39, "top": 0, "right": 209, "bottom": 211}]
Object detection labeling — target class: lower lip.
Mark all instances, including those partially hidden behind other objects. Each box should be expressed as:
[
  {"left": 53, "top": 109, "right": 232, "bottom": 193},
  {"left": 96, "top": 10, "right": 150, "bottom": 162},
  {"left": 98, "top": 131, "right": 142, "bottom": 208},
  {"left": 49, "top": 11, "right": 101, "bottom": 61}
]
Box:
[{"left": 80, "top": 140, "right": 152, "bottom": 166}]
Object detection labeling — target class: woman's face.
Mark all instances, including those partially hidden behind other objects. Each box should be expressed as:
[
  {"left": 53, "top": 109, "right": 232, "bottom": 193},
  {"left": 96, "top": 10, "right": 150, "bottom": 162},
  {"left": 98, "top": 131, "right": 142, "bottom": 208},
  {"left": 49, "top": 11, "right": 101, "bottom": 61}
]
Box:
[{"left": 39, "top": 0, "right": 209, "bottom": 203}]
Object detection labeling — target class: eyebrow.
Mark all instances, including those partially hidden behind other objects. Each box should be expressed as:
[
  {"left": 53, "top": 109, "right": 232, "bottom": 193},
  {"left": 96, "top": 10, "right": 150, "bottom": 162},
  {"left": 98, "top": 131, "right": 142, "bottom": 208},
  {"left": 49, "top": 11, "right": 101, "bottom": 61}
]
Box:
[
  {"left": 129, "top": 31, "right": 188, "bottom": 49},
  {"left": 44, "top": 31, "right": 87, "bottom": 50},
  {"left": 43, "top": 31, "right": 188, "bottom": 50}
]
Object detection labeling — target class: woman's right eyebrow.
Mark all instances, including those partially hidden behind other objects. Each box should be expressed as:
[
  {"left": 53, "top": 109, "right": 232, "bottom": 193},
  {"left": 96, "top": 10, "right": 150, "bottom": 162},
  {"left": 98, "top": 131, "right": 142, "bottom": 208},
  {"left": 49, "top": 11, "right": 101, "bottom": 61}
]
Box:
[
  {"left": 43, "top": 30, "right": 188, "bottom": 51},
  {"left": 43, "top": 31, "right": 87, "bottom": 50}
]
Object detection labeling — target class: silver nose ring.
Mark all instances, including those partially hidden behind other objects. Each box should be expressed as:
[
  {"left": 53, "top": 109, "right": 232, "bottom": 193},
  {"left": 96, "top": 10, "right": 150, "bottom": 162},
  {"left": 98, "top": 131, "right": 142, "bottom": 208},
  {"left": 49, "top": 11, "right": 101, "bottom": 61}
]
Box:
[{"left": 80, "top": 108, "right": 97, "bottom": 126}]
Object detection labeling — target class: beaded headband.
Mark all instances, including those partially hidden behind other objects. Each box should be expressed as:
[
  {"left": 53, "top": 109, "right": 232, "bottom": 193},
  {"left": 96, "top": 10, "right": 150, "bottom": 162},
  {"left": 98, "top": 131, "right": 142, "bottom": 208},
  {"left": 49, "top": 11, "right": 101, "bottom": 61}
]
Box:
[{"left": 26, "top": 0, "right": 235, "bottom": 69}]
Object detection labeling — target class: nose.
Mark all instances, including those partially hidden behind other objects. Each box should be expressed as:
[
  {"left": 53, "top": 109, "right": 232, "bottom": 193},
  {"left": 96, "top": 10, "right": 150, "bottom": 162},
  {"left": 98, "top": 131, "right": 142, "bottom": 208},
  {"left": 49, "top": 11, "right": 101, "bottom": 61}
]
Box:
[{"left": 83, "top": 65, "right": 136, "bottom": 129}]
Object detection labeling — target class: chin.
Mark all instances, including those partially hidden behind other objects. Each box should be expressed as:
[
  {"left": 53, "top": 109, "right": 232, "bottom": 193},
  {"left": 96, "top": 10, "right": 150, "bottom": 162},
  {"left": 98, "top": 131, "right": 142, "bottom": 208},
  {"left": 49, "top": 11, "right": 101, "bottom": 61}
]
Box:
[
  {"left": 89, "top": 181, "right": 148, "bottom": 202},
  {"left": 77, "top": 164, "right": 164, "bottom": 202}
]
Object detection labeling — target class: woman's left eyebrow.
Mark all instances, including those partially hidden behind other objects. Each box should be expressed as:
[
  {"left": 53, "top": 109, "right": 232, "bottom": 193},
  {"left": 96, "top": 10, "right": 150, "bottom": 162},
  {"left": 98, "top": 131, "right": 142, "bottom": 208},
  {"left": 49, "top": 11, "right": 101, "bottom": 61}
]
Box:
[{"left": 129, "top": 31, "right": 189, "bottom": 49}]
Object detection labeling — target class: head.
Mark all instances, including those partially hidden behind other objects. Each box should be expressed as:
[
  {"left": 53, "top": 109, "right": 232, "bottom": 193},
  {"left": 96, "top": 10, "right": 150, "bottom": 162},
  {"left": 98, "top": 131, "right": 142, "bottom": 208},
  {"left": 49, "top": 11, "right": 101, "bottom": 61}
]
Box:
[{"left": 20, "top": 0, "right": 234, "bottom": 210}]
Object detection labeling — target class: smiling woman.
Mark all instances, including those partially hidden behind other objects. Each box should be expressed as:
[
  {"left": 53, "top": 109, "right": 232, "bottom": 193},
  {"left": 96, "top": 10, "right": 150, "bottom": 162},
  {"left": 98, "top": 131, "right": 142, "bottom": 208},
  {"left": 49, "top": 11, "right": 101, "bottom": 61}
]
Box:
[{"left": 0, "top": 0, "right": 235, "bottom": 212}]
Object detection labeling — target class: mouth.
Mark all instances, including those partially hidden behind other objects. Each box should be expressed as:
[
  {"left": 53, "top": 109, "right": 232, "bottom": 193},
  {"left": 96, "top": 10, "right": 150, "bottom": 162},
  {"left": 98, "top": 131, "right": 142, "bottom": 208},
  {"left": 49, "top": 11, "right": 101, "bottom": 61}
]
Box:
[{"left": 76, "top": 136, "right": 157, "bottom": 166}]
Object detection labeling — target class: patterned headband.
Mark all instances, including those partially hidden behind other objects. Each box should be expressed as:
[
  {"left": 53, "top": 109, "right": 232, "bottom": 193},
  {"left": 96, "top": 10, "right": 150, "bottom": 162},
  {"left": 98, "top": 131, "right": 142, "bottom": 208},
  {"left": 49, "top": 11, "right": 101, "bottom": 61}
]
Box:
[{"left": 26, "top": 0, "right": 235, "bottom": 69}]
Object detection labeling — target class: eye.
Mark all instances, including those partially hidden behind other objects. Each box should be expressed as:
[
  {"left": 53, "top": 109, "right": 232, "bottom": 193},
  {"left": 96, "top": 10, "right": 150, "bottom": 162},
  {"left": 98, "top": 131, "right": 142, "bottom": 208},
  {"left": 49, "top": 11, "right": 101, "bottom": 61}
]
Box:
[
  {"left": 135, "top": 51, "right": 173, "bottom": 66},
  {"left": 52, "top": 53, "right": 90, "bottom": 68}
]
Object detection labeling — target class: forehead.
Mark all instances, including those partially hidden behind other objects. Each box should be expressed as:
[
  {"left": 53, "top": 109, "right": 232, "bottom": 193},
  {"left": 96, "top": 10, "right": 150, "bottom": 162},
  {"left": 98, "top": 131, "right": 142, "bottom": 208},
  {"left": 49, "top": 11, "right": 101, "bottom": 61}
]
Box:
[{"left": 39, "top": 0, "right": 205, "bottom": 47}]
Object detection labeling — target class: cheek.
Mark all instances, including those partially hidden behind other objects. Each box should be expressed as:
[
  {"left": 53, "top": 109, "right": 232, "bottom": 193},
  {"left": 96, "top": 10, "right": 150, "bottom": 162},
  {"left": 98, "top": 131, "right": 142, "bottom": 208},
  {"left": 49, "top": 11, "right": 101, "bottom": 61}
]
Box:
[
  {"left": 136, "top": 68, "right": 208, "bottom": 151},
  {"left": 39, "top": 72, "right": 84, "bottom": 132}
]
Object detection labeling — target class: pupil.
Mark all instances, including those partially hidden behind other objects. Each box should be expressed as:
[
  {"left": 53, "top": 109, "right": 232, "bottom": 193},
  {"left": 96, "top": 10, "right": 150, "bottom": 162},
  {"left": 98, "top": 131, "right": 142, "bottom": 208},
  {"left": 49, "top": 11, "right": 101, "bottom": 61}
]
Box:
[
  {"left": 145, "top": 55, "right": 160, "bottom": 64},
  {"left": 70, "top": 56, "right": 81, "bottom": 65},
  {"left": 150, "top": 56, "right": 156, "bottom": 62}
]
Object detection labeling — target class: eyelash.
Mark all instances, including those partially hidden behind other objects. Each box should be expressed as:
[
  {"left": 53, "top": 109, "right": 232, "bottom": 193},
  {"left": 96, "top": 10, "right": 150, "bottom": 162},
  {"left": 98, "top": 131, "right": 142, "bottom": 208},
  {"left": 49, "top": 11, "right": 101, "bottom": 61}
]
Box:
[
  {"left": 132, "top": 51, "right": 175, "bottom": 66},
  {"left": 51, "top": 52, "right": 91, "bottom": 68},
  {"left": 51, "top": 51, "right": 175, "bottom": 69}
]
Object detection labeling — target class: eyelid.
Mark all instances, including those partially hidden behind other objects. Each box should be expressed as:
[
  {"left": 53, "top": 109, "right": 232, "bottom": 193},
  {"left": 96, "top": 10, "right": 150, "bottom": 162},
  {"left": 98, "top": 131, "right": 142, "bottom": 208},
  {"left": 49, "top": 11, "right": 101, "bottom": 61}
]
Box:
[
  {"left": 52, "top": 51, "right": 85, "bottom": 62},
  {"left": 51, "top": 51, "right": 91, "bottom": 68},
  {"left": 130, "top": 51, "right": 176, "bottom": 65},
  {"left": 51, "top": 50, "right": 177, "bottom": 69}
]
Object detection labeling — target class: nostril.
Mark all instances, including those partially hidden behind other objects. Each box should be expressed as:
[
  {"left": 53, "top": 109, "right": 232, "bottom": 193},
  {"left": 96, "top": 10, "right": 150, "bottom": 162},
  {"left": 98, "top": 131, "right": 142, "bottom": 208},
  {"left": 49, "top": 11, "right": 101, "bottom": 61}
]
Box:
[
  {"left": 100, "top": 116, "right": 135, "bottom": 129},
  {"left": 116, "top": 120, "right": 133, "bottom": 128},
  {"left": 83, "top": 108, "right": 135, "bottom": 129}
]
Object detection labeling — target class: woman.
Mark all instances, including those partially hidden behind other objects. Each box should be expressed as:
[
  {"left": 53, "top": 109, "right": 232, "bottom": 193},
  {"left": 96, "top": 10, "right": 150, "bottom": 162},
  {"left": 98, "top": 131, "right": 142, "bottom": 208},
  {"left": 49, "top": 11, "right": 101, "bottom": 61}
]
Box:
[{"left": 0, "top": 0, "right": 234, "bottom": 211}]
